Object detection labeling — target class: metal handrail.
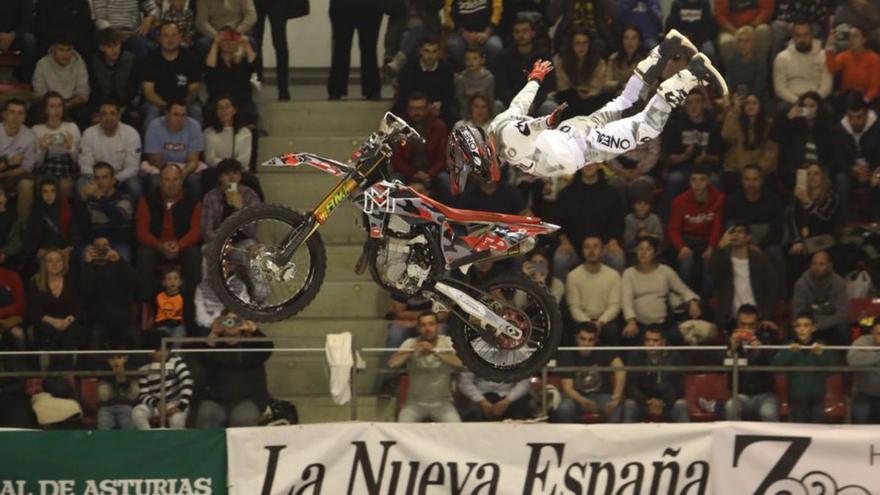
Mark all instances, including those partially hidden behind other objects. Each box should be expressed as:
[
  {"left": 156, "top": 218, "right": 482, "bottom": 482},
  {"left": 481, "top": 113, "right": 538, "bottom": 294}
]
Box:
[{"left": 5, "top": 341, "right": 880, "bottom": 426}]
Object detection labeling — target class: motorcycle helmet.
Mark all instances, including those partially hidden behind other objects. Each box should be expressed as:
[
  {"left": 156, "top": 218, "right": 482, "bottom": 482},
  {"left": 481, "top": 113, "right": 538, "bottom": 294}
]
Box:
[{"left": 446, "top": 125, "right": 500, "bottom": 194}]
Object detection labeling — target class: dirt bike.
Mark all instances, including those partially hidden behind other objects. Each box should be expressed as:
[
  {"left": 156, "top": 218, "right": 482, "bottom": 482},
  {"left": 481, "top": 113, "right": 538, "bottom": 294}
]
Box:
[{"left": 206, "top": 113, "right": 562, "bottom": 381}]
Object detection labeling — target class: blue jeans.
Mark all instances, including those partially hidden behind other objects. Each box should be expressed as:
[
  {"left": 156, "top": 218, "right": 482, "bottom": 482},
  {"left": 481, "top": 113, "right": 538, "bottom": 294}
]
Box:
[
  {"left": 445, "top": 32, "right": 503, "bottom": 68},
  {"left": 98, "top": 404, "right": 135, "bottom": 430},
  {"left": 623, "top": 398, "right": 690, "bottom": 422},
  {"left": 552, "top": 393, "right": 631, "bottom": 423},
  {"left": 156, "top": 323, "right": 186, "bottom": 349},
  {"left": 724, "top": 393, "right": 779, "bottom": 421}
]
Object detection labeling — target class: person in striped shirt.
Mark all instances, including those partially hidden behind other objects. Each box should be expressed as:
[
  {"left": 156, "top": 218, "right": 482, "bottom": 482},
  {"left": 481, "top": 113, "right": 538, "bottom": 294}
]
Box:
[{"left": 132, "top": 332, "right": 193, "bottom": 429}]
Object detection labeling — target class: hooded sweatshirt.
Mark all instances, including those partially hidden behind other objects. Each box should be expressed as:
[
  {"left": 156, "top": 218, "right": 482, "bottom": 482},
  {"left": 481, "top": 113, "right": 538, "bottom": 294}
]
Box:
[
  {"left": 32, "top": 49, "right": 90, "bottom": 101},
  {"left": 848, "top": 334, "right": 880, "bottom": 397},
  {"left": 830, "top": 110, "right": 880, "bottom": 177},
  {"left": 792, "top": 271, "right": 849, "bottom": 332},
  {"left": 773, "top": 38, "right": 833, "bottom": 104},
  {"left": 667, "top": 185, "right": 724, "bottom": 250}
]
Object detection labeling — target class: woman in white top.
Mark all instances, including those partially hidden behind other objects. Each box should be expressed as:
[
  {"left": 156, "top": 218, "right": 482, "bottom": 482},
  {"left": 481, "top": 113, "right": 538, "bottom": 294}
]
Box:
[
  {"left": 621, "top": 236, "right": 702, "bottom": 344},
  {"left": 453, "top": 93, "right": 494, "bottom": 133},
  {"left": 32, "top": 91, "right": 81, "bottom": 198},
  {"left": 202, "top": 95, "right": 263, "bottom": 198},
  {"left": 204, "top": 95, "right": 253, "bottom": 168}
]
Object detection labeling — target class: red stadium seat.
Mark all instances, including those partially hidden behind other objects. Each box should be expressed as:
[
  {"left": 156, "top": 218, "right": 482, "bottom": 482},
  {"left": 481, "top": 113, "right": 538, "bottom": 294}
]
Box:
[
  {"left": 685, "top": 374, "right": 730, "bottom": 421},
  {"left": 79, "top": 378, "right": 100, "bottom": 427}
]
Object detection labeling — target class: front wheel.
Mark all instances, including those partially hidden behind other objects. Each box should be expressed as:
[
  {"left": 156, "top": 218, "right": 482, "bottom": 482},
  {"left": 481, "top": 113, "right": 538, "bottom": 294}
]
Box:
[
  {"left": 447, "top": 273, "right": 562, "bottom": 382},
  {"left": 206, "top": 204, "right": 327, "bottom": 322}
]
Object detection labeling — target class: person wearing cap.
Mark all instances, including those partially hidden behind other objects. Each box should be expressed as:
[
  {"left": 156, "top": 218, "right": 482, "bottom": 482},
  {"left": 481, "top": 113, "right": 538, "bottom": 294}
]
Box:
[{"left": 446, "top": 29, "right": 730, "bottom": 196}]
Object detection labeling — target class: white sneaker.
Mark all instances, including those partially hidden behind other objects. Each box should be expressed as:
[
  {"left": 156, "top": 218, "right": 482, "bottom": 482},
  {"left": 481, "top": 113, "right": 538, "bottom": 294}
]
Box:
[{"left": 635, "top": 29, "right": 699, "bottom": 85}]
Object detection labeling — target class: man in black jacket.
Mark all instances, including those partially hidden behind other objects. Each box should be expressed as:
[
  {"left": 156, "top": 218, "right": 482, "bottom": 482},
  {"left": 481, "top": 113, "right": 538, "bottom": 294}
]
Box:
[
  {"left": 495, "top": 18, "right": 556, "bottom": 114},
  {"left": 831, "top": 93, "right": 880, "bottom": 223},
  {"left": 707, "top": 222, "right": 779, "bottom": 329},
  {"left": 553, "top": 164, "right": 625, "bottom": 275},
  {"left": 622, "top": 325, "right": 690, "bottom": 422},
  {"left": 195, "top": 310, "right": 273, "bottom": 427},
  {"left": 81, "top": 237, "right": 139, "bottom": 350},
  {"left": 395, "top": 35, "right": 457, "bottom": 127}
]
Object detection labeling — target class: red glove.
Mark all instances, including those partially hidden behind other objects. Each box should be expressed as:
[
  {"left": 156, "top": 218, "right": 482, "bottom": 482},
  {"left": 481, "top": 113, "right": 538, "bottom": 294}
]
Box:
[
  {"left": 545, "top": 102, "right": 568, "bottom": 128},
  {"left": 528, "top": 59, "right": 554, "bottom": 83}
]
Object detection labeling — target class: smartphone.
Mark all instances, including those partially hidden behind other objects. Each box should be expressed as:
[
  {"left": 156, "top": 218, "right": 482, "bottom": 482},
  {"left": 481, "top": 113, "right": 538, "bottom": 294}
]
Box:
[
  {"left": 735, "top": 329, "right": 755, "bottom": 342},
  {"left": 226, "top": 182, "right": 238, "bottom": 193},
  {"left": 50, "top": 133, "right": 65, "bottom": 145},
  {"left": 221, "top": 30, "right": 242, "bottom": 42},
  {"left": 796, "top": 168, "right": 808, "bottom": 190}
]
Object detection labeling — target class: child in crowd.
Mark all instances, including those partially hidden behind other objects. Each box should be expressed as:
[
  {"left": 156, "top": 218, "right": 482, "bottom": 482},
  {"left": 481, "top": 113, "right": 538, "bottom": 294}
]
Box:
[
  {"left": 157, "top": 0, "right": 195, "bottom": 48},
  {"left": 133, "top": 333, "right": 193, "bottom": 429},
  {"left": 623, "top": 197, "right": 663, "bottom": 262},
  {"left": 97, "top": 344, "right": 138, "bottom": 430},
  {"left": 155, "top": 266, "right": 186, "bottom": 349},
  {"left": 772, "top": 312, "right": 835, "bottom": 423},
  {"left": 454, "top": 46, "right": 496, "bottom": 118}
]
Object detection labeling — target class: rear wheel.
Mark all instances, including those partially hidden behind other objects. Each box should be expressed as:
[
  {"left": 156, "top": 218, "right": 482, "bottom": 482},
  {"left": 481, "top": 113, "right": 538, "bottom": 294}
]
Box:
[
  {"left": 206, "top": 204, "right": 327, "bottom": 322},
  {"left": 447, "top": 273, "right": 562, "bottom": 382}
]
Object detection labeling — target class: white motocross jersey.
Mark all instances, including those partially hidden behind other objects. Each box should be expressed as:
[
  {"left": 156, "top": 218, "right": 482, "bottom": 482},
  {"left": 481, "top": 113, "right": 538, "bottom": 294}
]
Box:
[{"left": 487, "top": 80, "right": 562, "bottom": 175}]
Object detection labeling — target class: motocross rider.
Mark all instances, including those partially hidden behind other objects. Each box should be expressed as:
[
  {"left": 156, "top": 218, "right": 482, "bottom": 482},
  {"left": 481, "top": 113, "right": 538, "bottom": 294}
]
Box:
[{"left": 446, "top": 29, "right": 729, "bottom": 193}]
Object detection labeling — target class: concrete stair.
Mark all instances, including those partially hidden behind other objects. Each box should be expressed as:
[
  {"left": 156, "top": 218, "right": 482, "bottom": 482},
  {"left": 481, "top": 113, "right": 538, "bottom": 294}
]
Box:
[{"left": 256, "top": 95, "right": 394, "bottom": 421}]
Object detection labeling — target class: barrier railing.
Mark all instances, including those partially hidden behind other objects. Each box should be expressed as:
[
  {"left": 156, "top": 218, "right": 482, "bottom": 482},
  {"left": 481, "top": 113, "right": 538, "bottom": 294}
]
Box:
[{"left": 3, "top": 341, "right": 880, "bottom": 425}]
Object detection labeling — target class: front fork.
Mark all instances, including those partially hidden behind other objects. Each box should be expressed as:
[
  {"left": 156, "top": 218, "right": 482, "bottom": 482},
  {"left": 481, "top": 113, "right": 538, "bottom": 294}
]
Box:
[{"left": 430, "top": 280, "right": 524, "bottom": 342}]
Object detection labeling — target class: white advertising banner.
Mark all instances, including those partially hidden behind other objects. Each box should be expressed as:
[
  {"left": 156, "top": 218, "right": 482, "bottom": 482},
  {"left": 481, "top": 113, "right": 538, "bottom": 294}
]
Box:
[
  {"left": 711, "top": 422, "right": 880, "bottom": 495},
  {"left": 227, "top": 422, "right": 715, "bottom": 495}
]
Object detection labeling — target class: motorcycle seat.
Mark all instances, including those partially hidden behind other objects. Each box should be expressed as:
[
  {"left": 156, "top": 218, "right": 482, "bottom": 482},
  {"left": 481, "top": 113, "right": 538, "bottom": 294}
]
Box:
[{"left": 409, "top": 188, "right": 544, "bottom": 226}]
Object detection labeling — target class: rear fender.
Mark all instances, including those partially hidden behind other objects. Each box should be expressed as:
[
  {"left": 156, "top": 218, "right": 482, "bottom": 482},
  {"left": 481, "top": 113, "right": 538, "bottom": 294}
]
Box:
[{"left": 262, "top": 152, "right": 354, "bottom": 176}]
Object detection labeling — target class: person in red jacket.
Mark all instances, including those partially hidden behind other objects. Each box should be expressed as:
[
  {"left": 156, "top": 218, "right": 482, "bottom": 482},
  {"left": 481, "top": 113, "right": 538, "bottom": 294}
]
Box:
[
  {"left": 715, "top": 0, "right": 773, "bottom": 65},
  {"left": 667, "top": 165, "right": 724, "bottom": 290},
  {"left": 825, "top": 25, "right": 880, "bottom": 104},
  {"left": 390, "top": 91, "right": 451, "bottom": 201},
  {"left": 135, "top": 163, "right": 202, "bottom": 324}
]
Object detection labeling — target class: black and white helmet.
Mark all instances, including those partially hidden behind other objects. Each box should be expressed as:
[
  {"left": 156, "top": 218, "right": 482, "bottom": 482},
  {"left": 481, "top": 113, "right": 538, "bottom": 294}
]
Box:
[{"left": 446, "top": 125, "right": 500, "bottom": 194}]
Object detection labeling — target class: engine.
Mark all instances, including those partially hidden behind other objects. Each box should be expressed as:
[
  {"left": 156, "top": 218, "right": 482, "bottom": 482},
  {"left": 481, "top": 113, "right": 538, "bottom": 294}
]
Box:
[{"left": 373, "top": 216, "right": 433, "bottom": 295}]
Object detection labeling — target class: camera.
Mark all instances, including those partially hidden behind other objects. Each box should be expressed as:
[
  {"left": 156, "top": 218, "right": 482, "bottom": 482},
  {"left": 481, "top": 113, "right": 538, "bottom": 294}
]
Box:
[
  {"left": 94, "top": 246, "right": 109, "bottom": 258},
  {"left": 220, "top": 314, "right": 244, "bottom": 329}
]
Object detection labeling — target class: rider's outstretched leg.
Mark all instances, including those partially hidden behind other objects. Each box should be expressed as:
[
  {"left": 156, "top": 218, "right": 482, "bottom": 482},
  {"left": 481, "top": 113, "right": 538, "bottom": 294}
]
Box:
[{"left": 532, "top": 54, "right": 726, "bottom": 177}]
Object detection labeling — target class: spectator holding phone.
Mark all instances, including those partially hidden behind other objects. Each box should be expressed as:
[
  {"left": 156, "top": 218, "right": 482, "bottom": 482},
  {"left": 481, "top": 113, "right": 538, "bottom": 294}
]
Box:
[
  {"left": 205, "top": 27, "right": 258, "bottom": 126},
  {"left": 522, "top": 249, "right": 564, "bottom": 303},
  {"left": 194, "top": 0, "right": 256, "bottom": 59},
  {"left": 76, "top": 162, "right": 134, "bottom": 262},
  {"left": 200, "top": 159, "right": 259, "bottom": 246},
  {"left": 196, "top": 310, "right": 273, "bottom": 428},
  {"left": 771, "top": 92, "right": 832, "bottom": 192},
  {"left": 81, "top": 237, "right": 139, "bottom": 350},
  {"left": 706, "top": 222, "right": 778, "bottom": 330},
  {"left": 723, "top": 304, "right": 779, "bottom": 421},
  {"left": 32, "top": 91, "right": 81, "bottom": 198}
]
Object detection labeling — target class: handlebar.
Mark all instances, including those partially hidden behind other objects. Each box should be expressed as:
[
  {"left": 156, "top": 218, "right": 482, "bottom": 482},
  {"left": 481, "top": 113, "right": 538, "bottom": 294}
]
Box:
[{"left": 379, "top": 112, "right": 425, "bottom": 146}]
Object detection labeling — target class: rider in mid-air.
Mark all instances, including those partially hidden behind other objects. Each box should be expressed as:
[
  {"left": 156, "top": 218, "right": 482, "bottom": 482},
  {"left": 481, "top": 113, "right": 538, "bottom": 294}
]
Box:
[{"left": 446, "top": 29, "right": 728, "bottom": 192}]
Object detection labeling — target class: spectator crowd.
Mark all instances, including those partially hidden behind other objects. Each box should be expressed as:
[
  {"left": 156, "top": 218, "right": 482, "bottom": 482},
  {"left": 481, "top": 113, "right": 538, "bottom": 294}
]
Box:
[{"left": 2, "top": 0, "right": 880, "bottom": 429}]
